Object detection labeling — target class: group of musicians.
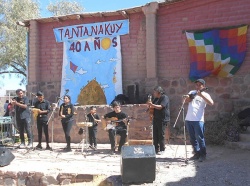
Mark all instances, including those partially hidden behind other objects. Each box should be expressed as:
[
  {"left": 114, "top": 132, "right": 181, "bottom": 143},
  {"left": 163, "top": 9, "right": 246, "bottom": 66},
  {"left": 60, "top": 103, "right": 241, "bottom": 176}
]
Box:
[{"left": 9, "top": 79, "right": 213, "bottom": 161}]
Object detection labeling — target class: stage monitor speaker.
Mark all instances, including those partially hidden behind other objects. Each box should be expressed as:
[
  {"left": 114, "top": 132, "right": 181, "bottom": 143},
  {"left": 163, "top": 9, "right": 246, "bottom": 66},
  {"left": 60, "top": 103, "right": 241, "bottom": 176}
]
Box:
[
  {"left": 0, "top": 147, "right": 15, "bottom": 167},
  {"left": 121, "top": 145, "right": 156, "bottom": 184}
]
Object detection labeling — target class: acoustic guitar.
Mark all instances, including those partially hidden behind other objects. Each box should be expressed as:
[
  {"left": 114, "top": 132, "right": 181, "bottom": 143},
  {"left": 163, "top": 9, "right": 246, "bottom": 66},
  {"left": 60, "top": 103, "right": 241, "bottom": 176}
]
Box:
[
  {"left": 102, "top": 117, "right": 129, "bottom": 130},
  {"left": 147, "top": 94, "right": 154, "bottom": 123}
]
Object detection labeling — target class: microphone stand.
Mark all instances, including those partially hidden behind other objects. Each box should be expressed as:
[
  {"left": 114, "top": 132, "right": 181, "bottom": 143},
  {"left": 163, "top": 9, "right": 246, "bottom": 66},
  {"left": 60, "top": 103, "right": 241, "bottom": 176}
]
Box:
[
  {"left": 46, "top": 97, "right": 61, "bottom": 151},
  {"left": 29, "top": 93, "right": 37, "bottom": 151},
  {"left": 47, "top": 90, "right": 69, "bottom": 151},
  {"left": 173, "top": 96, "right": 188, "bottom": 164}
]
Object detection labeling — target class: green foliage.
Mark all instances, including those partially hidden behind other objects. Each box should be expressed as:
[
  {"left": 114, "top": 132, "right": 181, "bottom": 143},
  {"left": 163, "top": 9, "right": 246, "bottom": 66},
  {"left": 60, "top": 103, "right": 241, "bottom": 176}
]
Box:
[
  {"left": 205, "top": 113, "right": 241, "bottom": 145},
  {"left": 47, "top": 0, "right": 84, "bottom": 16},
  {"left": 0, "top": 0, "right": 40, "bottom": 85}
]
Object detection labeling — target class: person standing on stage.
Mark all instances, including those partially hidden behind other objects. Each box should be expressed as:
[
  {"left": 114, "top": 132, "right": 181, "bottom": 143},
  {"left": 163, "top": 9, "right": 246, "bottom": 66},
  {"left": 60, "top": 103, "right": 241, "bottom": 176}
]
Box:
[
  {"left": 34, "top": 91, "right": 51, "bottom": 150},
  {"left": 59, "top": 95, "right": 75, "bottom": 152},
  {"left": 11, "top": 89, "right": 32, "bottom": 148},
  {"left": 104, "top": 101, "right": 128, "bottom": 155},
  {"left": 4, "top": 100, "right": 9, "bottom": 114},
  {"left": 183, "top": 79, "right": 214, "bottom": 162},
  {"left": 3, "top": 101, "right": 13, "bottom": 117},
  {"left": 87, "top": 106, "right": 101, "bottom": 150},
  {"left": 147, "top": 86, "right": 170, "bottom": 155}
]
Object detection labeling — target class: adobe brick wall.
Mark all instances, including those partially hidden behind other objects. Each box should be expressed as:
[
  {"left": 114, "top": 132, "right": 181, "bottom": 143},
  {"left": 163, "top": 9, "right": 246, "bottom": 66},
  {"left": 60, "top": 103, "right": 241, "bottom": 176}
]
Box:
[
  {"left": 27, "top": 0, "right": 250, "bottom": 138},
  {"left": 156, "top": 0, "right": 250, "bottom": 120},
  {"left": 157, "top": 0, "right": 250, "bottom": 77}
]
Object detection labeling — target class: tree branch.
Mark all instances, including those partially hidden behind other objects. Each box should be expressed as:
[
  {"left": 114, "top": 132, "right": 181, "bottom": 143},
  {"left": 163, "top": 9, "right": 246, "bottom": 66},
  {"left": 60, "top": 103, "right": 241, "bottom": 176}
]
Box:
[
  {"left": 11, "top": 60, "right": 26, "bottom": 71},
  {"left": 9, "top": 67, "right": 26, "bottom": 77},
  {"left": 0, "top": 71, "right": 25, "bottom": 75}
]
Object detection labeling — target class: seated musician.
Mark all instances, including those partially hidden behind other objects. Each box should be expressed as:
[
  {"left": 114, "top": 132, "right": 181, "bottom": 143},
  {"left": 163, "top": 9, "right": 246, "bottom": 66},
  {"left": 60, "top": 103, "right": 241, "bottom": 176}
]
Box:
[{"left": 104, "top": 101, "right": 128, "bottom": 155}]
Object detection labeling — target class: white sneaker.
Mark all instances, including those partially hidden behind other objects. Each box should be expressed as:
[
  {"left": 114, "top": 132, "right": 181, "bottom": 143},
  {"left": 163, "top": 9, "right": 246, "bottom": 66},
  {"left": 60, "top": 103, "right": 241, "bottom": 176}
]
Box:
[
  {"left": 27, "top": 143, "right": 32, "bottom": 148},
  {"left": 157, "top": 151, "right": 165, "bottom": 155},
  {"left": 19, "top": 143, "right": 25, "bottom": 148}
]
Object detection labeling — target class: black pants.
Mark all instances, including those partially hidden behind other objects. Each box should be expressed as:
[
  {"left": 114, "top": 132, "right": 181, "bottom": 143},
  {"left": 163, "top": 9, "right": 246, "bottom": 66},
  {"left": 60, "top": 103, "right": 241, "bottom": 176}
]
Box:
[
  {"left": 88, "top": 126, "right": 97, "bottom": 147},
  {"left": 153, "top": 120, "right": 168, "bottom": 152},
  {"left": 108, "top": 127, "right": 127, "bottom": 151},
  {"left": 61, "top": 119, "right": 73, "bottom": 148},
  {"left": 16, "top": 117, "right": 32, "bottom": 144},
  {"left": 37, "top": 120, "right": 49, "bottom": 145}
]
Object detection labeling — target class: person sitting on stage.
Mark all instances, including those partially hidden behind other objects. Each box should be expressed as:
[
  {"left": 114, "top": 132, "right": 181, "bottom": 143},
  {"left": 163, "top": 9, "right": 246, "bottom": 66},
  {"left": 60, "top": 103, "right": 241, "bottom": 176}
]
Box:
[
  {"left": 104, "top": 101, "right": 128, "bottom": 155},
  {"left": 87, "top": 106, "right": 101, "bottom": 150},
  {"left": 59, "top": 95, "right": 75, "bottom": 152},
  {"left": 34, "top": 91, "right": 51, "bottom": 150}
]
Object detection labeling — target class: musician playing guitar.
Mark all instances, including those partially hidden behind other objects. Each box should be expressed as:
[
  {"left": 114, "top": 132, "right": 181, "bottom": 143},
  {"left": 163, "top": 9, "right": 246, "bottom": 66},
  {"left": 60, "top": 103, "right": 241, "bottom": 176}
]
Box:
[
  {"left": 147, "top": 86, "right": 170, "bottom": 155},
  {"left": 104, "top": 101, "right": 128, "bottom": 155}
]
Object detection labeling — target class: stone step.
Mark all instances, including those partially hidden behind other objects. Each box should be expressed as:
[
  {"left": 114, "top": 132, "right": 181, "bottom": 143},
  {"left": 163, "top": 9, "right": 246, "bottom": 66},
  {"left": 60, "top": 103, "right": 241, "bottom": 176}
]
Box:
[
  {"left": 225, "top": 141, "right": 250, "bottom": 150},
  {"left": 239, "top": 133, "right": 250, "bottom": 142},
  {"left": 241, "top": 126, "right": 250, "bottom": 134}
]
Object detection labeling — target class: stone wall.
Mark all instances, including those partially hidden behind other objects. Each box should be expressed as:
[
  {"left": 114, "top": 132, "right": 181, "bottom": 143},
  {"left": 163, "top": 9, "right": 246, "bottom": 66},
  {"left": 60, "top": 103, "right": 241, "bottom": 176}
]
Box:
[
  {"left": 31, "top": 104, "right": 157, "bottom": 144},
  {"left": 0, "top": 172, "right": 107, "bottom": 186}
]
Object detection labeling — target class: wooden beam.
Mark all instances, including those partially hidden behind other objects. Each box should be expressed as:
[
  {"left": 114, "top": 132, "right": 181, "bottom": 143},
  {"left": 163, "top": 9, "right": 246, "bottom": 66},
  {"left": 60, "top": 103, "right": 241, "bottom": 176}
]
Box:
[{"left": 119, "top": 10, "right": 128, "bottom": 18}]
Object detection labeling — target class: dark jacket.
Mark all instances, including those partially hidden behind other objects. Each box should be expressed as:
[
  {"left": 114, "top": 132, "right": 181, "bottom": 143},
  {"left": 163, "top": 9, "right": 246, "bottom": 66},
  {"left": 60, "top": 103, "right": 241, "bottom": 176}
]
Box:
[
  {"left": 59, "top": 103, "right": 74, "bottom": 122},
  {"left": 14, "top": 96, "right": 30, "bottom": 119},
  {"left": 34, "top": 99, "right": 51, "bottom": 122}
]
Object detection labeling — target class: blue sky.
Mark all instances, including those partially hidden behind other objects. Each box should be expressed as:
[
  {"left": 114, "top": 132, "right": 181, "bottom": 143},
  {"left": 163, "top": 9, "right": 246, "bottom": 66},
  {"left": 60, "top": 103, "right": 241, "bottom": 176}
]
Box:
[
  {"left": 1, "top": 0, "right": 160, "bottom": 96},
  {"left": 39, "top": 0, "right": 158, "bottom": 17}
]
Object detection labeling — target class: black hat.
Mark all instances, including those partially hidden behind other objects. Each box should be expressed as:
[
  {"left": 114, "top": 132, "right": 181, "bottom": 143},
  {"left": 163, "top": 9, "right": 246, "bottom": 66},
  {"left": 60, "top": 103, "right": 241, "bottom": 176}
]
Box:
[
  {"left": 195, "top": 79, "right": 205, "bottom": 85},
  {"left": 36, "top": 91, "right": 44, "bottom": 96}
]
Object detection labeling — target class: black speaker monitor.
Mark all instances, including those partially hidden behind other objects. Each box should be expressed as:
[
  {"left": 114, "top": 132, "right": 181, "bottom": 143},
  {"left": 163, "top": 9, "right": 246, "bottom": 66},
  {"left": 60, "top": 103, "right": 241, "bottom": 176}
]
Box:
[
  {"left": 0, "top": 147, "right": 15, "bottom": 167},
  {"left": 121, "top": 145, "right": 156, "bottom": 184}
]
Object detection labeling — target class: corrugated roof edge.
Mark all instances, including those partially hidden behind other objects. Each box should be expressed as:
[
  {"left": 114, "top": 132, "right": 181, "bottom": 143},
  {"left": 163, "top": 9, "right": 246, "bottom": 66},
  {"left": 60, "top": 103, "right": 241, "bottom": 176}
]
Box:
[{"left": 20, "top": 0, "right": 183, "bottom": 24}]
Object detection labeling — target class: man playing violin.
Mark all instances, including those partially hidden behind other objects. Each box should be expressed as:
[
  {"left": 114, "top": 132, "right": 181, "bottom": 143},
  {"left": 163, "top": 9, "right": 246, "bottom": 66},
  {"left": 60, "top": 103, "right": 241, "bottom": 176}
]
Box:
[
  {"left": 104, "top": 101, "right": 128, "bottom": 155},
  {"left": 183, "top": 79, "right": 214, "bottom": 162}
]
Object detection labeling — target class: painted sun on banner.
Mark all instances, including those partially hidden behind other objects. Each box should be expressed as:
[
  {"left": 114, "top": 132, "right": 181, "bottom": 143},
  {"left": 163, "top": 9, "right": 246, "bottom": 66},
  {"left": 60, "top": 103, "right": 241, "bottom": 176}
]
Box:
[
  {"left": 53, "top": 20, "right": 129, "bottom": 105},
  {"left": 185, "top": 25, "right": 248, "bottom": 81}
]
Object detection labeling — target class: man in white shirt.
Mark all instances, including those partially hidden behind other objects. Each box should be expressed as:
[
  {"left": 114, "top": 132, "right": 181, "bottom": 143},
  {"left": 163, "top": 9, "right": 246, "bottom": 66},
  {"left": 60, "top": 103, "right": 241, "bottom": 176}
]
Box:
[{"left": 183, "top": 79, "right": 214, "bottom": 162}]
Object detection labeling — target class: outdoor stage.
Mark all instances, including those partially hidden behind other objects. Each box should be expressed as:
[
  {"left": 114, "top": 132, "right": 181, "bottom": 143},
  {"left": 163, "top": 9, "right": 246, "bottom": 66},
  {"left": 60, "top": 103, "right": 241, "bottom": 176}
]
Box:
[
  {"left": 0, "top": 142, "right": 194, "bottom": 186},
  {"left": 1, "top": 142, "right": 249, "bottom": 186}
]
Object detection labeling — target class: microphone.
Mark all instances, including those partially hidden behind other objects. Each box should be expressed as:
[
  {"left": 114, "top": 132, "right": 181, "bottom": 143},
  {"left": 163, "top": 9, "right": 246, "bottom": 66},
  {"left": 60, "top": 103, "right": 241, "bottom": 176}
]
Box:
[
  {"left": 65, "top": 89, "right": 69, "bottom": 93},
  {"left": 57, "top": 97, "right": 63, "bottom": 101},
  {"left": 31, "top": 93, "right": 37, "bottom": 97}
]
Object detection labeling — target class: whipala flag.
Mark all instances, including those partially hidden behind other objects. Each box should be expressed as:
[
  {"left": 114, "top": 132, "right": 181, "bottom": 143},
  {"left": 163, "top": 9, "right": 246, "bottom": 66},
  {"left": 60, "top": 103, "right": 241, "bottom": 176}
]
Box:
[{"left": 185, "top": 25, "right": 248, "bottom": 81}]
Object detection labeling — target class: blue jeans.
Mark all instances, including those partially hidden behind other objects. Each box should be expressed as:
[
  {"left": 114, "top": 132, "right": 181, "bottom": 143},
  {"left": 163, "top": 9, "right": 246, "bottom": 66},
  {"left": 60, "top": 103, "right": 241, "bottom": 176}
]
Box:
[{"left": 185, "top": 121, "right": 206, "bottom": 155}]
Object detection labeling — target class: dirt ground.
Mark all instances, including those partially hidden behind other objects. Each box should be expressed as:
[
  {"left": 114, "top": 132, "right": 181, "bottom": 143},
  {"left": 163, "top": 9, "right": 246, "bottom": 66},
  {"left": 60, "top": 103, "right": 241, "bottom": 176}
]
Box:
[
  {"left": 119, "top": 145, "right": 250, "bottom": 186},
  {"left": 1, "top": 143, "right": 249, "bottom": 186}
]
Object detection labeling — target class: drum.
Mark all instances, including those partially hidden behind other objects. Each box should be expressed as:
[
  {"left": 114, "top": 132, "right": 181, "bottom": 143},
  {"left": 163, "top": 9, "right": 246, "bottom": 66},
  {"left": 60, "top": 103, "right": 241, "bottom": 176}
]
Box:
[{"left": 76, "top": 122, "right": 93, "bottom": 127}]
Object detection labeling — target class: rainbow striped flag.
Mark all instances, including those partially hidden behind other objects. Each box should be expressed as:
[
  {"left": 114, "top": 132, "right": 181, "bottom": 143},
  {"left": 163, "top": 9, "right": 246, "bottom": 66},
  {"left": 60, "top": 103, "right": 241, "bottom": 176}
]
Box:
[{"left": 185, "top": 25, "right": 248, "bottom": 81}]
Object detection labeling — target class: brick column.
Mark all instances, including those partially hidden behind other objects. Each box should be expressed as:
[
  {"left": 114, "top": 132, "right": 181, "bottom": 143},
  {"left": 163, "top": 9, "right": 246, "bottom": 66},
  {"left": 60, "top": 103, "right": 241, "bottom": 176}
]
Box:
[
  {"left": 27, "top": 20, "right": 40, "bottom": 92},
  {"left": 142, "top": 2, "right": 159, "bottom": 79},
  {"left": 142, "top": 2, "right": 159, "bottom": 93}
]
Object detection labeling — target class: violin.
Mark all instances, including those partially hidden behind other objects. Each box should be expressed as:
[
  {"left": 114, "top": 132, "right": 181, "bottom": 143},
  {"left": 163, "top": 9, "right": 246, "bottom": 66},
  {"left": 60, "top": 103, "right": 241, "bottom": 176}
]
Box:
[{"left": 188, "top": 87, "right": 208, "bottom": 99}]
